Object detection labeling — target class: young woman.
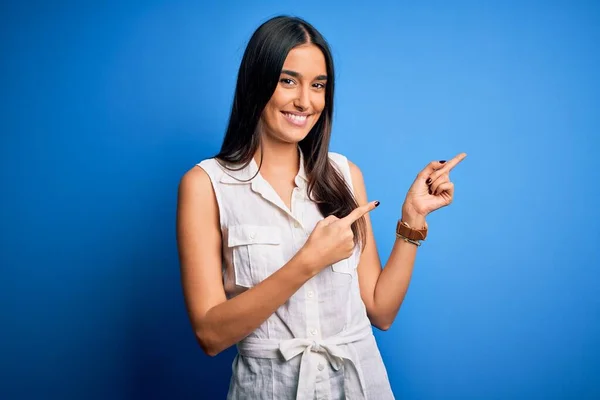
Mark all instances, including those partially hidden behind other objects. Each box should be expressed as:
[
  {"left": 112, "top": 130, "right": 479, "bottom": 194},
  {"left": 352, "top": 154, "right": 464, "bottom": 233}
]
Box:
[{"left": 176, "top": 15, "right": 466, "bottom": 399}]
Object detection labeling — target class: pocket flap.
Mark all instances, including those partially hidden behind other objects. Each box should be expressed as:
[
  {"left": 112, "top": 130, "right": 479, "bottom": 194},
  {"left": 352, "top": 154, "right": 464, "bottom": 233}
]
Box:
[
  {"left": 331, "top": 258, "right": 354, "bottom": 274},
  {"left": 228, "top": 225, "right": 281, "bottom": 247}
]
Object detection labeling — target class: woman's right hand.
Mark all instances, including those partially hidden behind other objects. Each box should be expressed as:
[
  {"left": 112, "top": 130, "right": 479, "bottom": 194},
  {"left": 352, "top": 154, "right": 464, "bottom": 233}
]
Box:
[{"left": 299, "top": 200, "right": 380, "bottom": 272}]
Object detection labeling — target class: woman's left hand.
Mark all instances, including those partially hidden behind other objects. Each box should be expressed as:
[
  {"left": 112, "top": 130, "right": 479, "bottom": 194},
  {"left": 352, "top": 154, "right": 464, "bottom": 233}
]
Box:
[{"left": 402, "top": 152, "right": 467, "bottom": 218}]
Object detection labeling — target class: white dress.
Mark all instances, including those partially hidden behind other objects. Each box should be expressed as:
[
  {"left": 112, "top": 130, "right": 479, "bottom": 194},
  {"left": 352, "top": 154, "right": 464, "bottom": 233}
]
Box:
[{"left": 196, "top": 147, "right": 395, "bottom": 400}]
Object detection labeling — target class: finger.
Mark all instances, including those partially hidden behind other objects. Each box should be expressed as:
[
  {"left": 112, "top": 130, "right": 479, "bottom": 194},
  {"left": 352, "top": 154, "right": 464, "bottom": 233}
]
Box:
[
  {"left": 340, "top": 200, "right": 380, "bottom": 225},
  {"left": 426, "top": 171, "right": 445, "bottom": 188},
  {"left": 426, "top": 153, "right": 467, "bottom": 184},
  {"left": 429, "top": 174, "right": 449, "bottom": 195},
  {"left": 434, "top": 181, "right": 454, "bottom": 197},
  {"left": 440, "top": 152, "right": 467, "bottom": 172},
  {"left": 417, "top": 160, "right": 447, "bottom": 179}
]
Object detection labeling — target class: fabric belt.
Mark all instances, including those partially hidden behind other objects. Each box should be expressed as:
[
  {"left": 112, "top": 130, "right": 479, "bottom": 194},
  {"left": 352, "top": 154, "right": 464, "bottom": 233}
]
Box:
[{"left": 237, "top": 322, "right": 372, "bottom": 399}]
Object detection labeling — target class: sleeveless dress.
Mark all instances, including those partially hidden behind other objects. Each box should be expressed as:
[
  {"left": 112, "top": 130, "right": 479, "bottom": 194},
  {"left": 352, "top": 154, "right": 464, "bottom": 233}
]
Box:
[{"left": 196, "top": 147, "right": 395, "bottom": 400}]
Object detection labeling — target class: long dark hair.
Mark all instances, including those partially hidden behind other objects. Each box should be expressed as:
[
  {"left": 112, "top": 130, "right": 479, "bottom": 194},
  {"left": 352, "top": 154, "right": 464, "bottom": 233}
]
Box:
[{"left": 215, "top": 15, "right": 366, "bottom": 249}]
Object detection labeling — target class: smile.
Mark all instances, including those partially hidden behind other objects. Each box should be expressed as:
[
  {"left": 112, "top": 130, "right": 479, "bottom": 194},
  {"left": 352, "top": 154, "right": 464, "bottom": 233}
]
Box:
[{"left": 282, "top": 112, "right": 310, "bottom": 127}]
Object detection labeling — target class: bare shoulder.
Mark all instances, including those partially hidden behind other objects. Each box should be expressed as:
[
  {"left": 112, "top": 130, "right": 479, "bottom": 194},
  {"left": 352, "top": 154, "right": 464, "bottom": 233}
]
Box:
[
  {"left": 179, "top": 165, "right": 213, "bottom": 199},
  {"left": 178, "top": 162, "right": 221, "bottom": 211},
  {"left": 347, "top": 158, "right": 368, "bottom": 204},
  {"left": 176, "top": 164, "right": 220, "bottom": 246},
  {"left": 347, "top": 159, "right": 364, "bottom": 182}
]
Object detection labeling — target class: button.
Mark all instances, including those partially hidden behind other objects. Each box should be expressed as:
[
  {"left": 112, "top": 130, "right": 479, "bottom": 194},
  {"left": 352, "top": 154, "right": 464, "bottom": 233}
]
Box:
[
  {"left": 294, "top": 221, "right": 301, "bottom": 228},
  {"left": 317, "top": 363, "right": 324, "bottom": 371},
  {"left": 310, "top": 328, "right": 317, "bottom": 336},
  {"left": 249, "top": 232, "right": 256, "bottom": 239},
  {"left": 307, "top": 290, "right": 314, "bottom": 298}
]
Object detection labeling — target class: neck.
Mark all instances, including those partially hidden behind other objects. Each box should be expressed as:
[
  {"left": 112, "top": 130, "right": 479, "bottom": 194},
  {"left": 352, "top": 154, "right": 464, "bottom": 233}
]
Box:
[{"left": 253, "top": 138, "right": 299, "bottom": 179}]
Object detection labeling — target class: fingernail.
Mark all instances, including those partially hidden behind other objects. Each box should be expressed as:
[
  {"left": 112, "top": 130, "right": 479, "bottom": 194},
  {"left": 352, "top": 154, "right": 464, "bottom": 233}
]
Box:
[
  {"left": 439, "top": 160, "right": 446, "bottom": 164},
  {"left": 428, "top": 188, "right": 432, "bottom": 195},
  {"left": 374, "top": 201, "right": 380, "bottom": 207},
  {"left": 426, "top": 178, "right": 432, "bottom": 184}
]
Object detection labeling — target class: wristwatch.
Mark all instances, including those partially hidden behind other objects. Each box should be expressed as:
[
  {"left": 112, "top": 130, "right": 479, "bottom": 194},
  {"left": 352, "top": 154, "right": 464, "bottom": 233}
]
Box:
[{"left": 396, "top": 220, "right": 428, "bottom": 241}]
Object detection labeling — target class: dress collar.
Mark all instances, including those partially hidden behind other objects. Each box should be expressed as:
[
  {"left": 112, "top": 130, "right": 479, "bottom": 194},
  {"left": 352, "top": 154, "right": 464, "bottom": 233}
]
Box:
[{"left": 218, "top": 146, "right": 308, "bottom": 186}]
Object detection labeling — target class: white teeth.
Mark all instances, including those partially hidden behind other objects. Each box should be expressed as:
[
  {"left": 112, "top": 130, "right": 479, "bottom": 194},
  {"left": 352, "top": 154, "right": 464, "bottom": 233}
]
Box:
[{"left": 284, "top": 112, "right": 307, "bottom": 122}]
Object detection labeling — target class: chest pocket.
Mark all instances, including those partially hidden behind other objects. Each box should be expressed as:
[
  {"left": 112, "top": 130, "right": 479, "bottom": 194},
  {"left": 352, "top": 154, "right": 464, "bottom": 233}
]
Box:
[
  {"left": 228, "top": 224, "right": 283, "bottom": 287},
  {"left": 331, "top": 246, "right": 360, "bottom": 279}
]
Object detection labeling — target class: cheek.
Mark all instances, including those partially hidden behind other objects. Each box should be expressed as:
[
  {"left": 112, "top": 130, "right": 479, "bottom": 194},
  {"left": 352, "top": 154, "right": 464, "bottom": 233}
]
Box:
[
  {"left": 269, "top": 87, "right": 294, "bottom": 108},
  {"left": 262, "top": 102, "right": 281, "bottom": 127},
  {"left": 263, "top": 93, "right": 286, "bottom": 118},
  {"left": 313, "top": 93, "right": 326, "bottom": 112}
]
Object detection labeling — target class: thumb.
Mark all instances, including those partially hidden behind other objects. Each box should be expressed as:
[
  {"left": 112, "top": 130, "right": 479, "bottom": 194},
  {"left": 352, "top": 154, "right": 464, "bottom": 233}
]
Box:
[{"left": 319, "top": 215, "right": 339, "bottom": 226}]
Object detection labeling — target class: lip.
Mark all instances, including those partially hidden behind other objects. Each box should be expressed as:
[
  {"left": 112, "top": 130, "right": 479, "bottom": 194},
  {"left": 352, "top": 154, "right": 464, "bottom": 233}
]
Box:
[{"left": 281, "top": 111, "right": 311, "bottom": 127}]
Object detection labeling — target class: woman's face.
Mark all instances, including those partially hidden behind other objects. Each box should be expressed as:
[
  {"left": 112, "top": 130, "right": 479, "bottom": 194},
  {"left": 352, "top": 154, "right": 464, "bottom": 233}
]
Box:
[{"left": 260, "top": 43, "right": 327, "bottom": 143}]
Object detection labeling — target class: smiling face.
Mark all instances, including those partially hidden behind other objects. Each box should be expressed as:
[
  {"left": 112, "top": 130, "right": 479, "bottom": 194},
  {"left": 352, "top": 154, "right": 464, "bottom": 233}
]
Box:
[{"left": 259, "top": 43, "right": 328, "bottom": 143}]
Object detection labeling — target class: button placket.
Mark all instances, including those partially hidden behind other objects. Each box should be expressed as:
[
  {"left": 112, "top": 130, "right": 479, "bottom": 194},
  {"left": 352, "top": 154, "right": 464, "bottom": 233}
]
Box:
[
  {"left": 314, "top": 352, "right": 332, "bottom": 400},
  {"left": 290, "top": 186, "right": 304, "bottom": 230},
  {"left": 304, "top": 279, "right": 321, "bottom": 340},
  {"left": 293, "top": 182, "right": 322, "bottom": 342}
]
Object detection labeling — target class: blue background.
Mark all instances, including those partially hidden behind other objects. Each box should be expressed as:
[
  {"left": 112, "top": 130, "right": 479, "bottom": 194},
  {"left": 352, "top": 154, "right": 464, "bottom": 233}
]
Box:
[{"left": 2, "top": 1, "right": 599, "bottom": 399}]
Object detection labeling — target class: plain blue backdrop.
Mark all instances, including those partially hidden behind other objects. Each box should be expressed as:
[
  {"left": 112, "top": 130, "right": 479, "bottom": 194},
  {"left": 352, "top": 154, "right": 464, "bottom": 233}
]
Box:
[{"left": 1, "top": 1, "right": 599, "bottom": 399}]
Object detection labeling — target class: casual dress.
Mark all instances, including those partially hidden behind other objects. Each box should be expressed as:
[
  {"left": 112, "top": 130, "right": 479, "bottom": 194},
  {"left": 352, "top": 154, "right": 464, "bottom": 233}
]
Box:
[{"left": 196, "top": 147, "right": 395, "bottom": 400}]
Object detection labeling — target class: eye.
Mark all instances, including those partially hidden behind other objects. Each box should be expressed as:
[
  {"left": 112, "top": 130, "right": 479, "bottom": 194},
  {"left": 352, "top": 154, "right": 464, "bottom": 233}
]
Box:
[
  {"left": 280, "top": 78, "right": 295, "bottom": 85},
  {"left": 313, "top": 82, "right": 326, "bottom": 89}
]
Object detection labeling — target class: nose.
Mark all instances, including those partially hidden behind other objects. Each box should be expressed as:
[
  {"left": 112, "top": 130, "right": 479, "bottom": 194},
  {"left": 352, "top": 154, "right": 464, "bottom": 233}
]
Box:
[{"left": 293, "top": 85, "right": 310, "bottom": 111}]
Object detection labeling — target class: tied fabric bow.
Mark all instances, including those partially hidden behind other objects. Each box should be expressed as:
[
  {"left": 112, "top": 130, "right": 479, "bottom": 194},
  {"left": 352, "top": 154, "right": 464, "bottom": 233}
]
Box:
[
  {"left": 278, "top": 337, "right": 368, "bottom": 399},
  {"left": 237, "top": 324, "right": 373, "bottom": 400}
]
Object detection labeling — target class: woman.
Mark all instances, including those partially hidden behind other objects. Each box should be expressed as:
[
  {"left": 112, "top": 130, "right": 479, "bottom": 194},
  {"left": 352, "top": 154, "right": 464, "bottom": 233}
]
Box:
[{"left": 176, "top": 15, "right": 466, "bottom": 399}]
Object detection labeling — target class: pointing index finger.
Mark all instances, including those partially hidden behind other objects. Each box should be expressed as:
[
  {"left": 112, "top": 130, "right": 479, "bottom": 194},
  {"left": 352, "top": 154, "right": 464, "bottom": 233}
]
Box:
[
  {"left": 442, "top": 152, "right": 467, "bottom": 171},
  {"left": 341, "top": 201, "right": 379, "bottom": 225}
]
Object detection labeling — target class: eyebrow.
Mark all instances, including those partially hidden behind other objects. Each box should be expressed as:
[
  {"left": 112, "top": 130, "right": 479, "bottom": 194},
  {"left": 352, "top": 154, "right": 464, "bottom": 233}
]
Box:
[{"left": 281, "top": 69, "right": 328, "bottom": 81}]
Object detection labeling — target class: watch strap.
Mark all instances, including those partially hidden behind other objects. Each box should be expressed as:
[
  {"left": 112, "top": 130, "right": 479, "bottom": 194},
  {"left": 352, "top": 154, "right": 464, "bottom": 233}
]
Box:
[{"left": 396, "top": 219, "right": 428, "bottom": 241}]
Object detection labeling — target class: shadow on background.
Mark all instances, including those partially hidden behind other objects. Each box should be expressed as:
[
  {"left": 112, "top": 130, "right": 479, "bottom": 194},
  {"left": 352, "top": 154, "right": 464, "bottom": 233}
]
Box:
[{"left": 121, "top": 138, "right": 237, "bottom": 399}]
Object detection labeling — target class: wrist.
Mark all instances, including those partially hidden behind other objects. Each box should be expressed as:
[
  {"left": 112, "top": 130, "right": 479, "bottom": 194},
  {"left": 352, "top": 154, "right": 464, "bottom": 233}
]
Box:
[
  {"left": 295, "top": 247, "right": 322, "bottom": 278},
  {"left": 401, "top": 207, "right": 427, "bottom": 228}
]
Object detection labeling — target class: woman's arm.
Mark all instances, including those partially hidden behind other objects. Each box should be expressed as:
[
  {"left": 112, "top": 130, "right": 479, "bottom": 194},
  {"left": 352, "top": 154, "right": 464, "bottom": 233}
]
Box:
[
  {"left": 177, "top": 166, "right": 319, "bottom": 356},
  {"left": 351, "top": 153, "right": 465, "bottom": 330},
  {"left": 349, "top": 161, "right": 425, "bottom": 331}
]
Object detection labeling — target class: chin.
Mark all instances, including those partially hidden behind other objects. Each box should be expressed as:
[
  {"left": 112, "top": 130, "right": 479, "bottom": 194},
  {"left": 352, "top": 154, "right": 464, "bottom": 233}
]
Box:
[
  {"left": 264, "top": 124, "right": 312, "bottom": 144},
  {"left": 274, "top": 131, "right": 310, "bottom": 144}
]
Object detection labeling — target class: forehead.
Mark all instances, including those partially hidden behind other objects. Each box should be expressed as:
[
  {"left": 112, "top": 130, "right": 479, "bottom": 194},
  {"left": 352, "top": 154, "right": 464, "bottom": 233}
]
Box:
[{"left": 282, "top": 44, "right": 327, "bottom": 75}]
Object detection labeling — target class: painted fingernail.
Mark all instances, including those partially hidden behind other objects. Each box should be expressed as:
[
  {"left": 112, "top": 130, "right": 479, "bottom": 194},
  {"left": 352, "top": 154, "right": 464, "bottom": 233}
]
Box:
[
  {"left": 428, "top": 188, "right": 432, "bottom": 195},
  {"left": 426, "top": 178, "right": 432, "bottom": 184},
  {"left": 374, "top": 201, "right": 380, "bottom": 207},
  {"left": 439, "top": 160, "right": 446, "bottom": 164}
]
